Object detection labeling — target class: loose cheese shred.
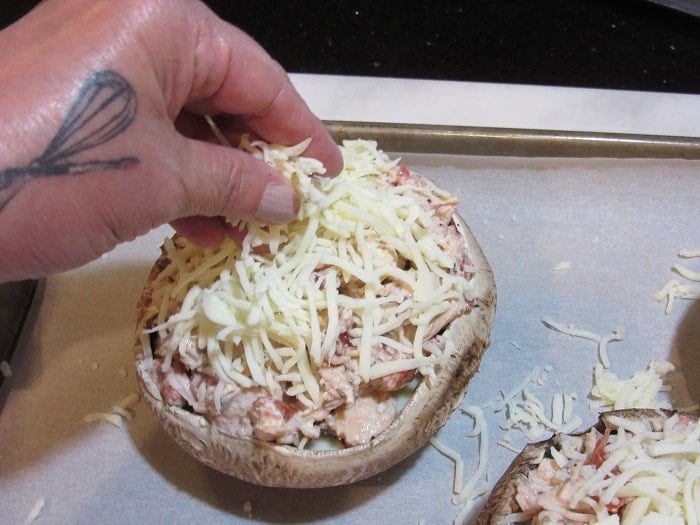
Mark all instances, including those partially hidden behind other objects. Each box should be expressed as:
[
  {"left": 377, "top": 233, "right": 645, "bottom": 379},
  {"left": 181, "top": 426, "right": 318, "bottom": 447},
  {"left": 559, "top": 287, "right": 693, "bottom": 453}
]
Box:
[
  {"left": 673, "top": 262, "right": 700, "bottom": 282},
  {"left": 111, "top": 406, "right": 133, "bottom": 420},
  {"left": 488, "top": 366, "right": 582, "bottom": 441},
  {"left": 430, "top": 437, "right": 465, "bottom": 497},
  {"left": 23, "top": 497, "right": 45, "bottom": 525},
  {"left": 499, "top": 387, "right": 582, "bottom": 441},
  {"left": 431, "top": 406, "right": 490, "bottom": 525},
  {"left": 84, "top": 392, "right": 141, "bottom": 428},
  {"left": 453, "top": 406, "right": 489, "bottom": 506},
  {"left": 541, "top": 315, "right": 623, "bottom": 369},
  {"left": 497, "top": 438, "right": 522, "bottom": 454},
  {"left": 653, "top": 249, "right": 700, "bottom": 314},
  {"left": 84, "top": 412, "right": 123, "bottom": 427},
  {"left": 143, "top": 138, "right": 474, "bottom": 446}
]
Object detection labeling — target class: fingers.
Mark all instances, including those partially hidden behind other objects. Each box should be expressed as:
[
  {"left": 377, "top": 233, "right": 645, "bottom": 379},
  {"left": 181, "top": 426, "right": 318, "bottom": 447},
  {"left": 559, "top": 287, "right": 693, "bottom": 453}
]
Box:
[
  {"left": 0, "top": 129, "right": 300, "bottom": 281},
  {"left": 182, "top": 13, "right": 343, "bottom": 177},
  {"left": 168, "top": 133, "right": 302, "bottom": 247},
  {"left": 170, "top": 112, "right": 303, "bottom": 247},
  {"left": 172, "top": 134, "right": 300, "bottom": 225},
  {"left": 169, "top": 216, "right": 228, "bottom": 248},
  {"left": 243, "top": 79, "right": 344, "bottom": 177}
]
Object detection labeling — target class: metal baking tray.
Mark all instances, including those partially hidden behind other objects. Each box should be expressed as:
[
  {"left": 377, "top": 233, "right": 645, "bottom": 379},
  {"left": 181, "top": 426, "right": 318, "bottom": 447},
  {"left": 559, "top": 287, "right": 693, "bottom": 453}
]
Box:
[
  {"left": 1, "top": 121, "right": 699, "bottom": 525},
  {"left": 1, "top": 124, "right": 696, "bottom": 392},
  {"left": 327, "top": 120, "right": 700, "bottom": 159}
]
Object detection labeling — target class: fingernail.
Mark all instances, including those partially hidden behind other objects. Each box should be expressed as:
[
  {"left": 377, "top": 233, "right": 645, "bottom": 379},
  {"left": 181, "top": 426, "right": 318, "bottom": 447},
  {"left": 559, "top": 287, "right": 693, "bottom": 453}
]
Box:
[{"left": 254, "top": 184, "right": 299, "bottom": 223}]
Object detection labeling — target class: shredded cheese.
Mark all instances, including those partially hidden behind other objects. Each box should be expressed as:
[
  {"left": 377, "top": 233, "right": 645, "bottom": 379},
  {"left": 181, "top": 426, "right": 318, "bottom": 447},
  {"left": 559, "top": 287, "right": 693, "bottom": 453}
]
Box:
[
  {"left": 84, "top": 392, "right": 140, "bottom": 428},
  {"left": 465, "top": 250, "right": 698, "bottom": 524},
  {"left": 541, "top": 315, "right": 623, "bottom": 369},
  {"left": 143, "top": 138, "right": 474, "bottom": 445},
  {"left": 653, "top": 249, "right": 700, "bottom": 314},
  {"left": 243, "top": 500, "right": 253, "bottom": 518},
  {"left": 673, "top": 262, "right": 700, "bottom": 282},
  {"left": 591, "top": 360, "right": 675, "bottom": 411},
  {"left": 653, "top": 279, "right": 700, "bottom": 314},
  {"left": 487, "top": 366, "right": 582, "bottom": 441},
  {"left": 552, "top": 261, "right": 572, "bottom": 271},
  {"left": 23, "top": 497, "right": 45, "bottom": 525},
  {"left": 84, "top": 412, "right": 123, "bottom": 427},
  {"left": 541, "top": 316, "right": 674, "bottom": 410},
  {"left": 431, "top": 406, "right": 490, "bottom": 525}
]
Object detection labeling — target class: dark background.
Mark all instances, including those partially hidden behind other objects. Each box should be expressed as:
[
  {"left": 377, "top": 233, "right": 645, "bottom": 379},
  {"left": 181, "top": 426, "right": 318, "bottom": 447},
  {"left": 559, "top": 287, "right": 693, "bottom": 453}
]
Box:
[{"left": 1, "top": 0, "right": 699, "bottom": 94}]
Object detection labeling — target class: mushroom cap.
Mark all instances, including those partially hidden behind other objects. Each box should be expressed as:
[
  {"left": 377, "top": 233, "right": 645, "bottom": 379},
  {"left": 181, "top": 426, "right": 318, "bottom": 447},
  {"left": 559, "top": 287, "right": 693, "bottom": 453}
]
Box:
[{"left": 135, "top": 212, "right": 496, "bottom": 488}]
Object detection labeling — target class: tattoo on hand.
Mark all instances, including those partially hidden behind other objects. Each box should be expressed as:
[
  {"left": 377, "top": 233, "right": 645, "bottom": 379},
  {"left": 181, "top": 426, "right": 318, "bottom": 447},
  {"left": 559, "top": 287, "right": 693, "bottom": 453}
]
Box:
[{"left": 0, "top": 70, "right": 139, "bottom": 210}]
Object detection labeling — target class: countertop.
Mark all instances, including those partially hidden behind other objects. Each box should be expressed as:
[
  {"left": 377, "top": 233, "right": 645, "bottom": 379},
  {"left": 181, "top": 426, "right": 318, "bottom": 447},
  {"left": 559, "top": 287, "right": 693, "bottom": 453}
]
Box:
[{"left": 1, "top": 0, "right": 699, "bottom": 94}]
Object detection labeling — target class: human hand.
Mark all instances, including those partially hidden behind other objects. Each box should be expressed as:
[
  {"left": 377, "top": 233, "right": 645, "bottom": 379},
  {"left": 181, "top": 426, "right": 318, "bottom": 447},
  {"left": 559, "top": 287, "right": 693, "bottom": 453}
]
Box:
[{"left": 0, "top": 0, "right": 342, "bottom": 282}]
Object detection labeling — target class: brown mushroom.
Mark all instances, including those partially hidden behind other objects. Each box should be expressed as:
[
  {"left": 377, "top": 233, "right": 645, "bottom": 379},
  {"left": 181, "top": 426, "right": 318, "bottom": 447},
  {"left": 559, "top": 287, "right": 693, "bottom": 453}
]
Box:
[{"left": 134, "top": 168, "right": 496, "bottom": 488}]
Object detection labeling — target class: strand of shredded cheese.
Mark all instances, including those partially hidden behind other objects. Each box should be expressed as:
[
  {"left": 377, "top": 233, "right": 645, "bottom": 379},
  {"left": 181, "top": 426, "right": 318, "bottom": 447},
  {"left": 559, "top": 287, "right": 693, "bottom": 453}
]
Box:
[
  {"left": 23, "top": 497, "right": 45, "bottom": 525},
  {"left": 430, "top": 406, "right": 490, "bottom": 525},
  {"left": 541, "top": 315, "right": 623, "bottom": 369},
  {"left": 673, "top": 263, "right": 700, "bottom": 282}
]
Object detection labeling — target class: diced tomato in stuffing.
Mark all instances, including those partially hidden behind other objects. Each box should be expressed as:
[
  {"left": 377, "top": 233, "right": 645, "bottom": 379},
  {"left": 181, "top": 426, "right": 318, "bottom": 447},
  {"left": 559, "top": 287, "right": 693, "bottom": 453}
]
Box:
[
  {"left": 395, "top": 165, "right": 411, "bottom": 184},
  {"left": 372, "top": 369, "right": 415, "bottom": 392},
  {"left": 587, "top": 428, "right": 612, "bottom": 468},
  {"left": 606, "top": 497, "right": 632, "bottom": 514}
]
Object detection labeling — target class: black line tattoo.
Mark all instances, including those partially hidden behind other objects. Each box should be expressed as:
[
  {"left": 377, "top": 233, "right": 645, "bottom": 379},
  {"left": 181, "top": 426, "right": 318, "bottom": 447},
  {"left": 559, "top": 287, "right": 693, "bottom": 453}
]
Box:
[{"left": 0, "top": 70, "right": 139, "bottom": 210}]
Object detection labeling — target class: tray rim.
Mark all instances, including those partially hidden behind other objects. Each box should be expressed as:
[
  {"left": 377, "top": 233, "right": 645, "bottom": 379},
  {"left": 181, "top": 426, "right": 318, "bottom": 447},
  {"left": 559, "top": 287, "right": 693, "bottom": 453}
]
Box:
[{"left": 325, "top": 120, "right": 700, "bottom": 159}]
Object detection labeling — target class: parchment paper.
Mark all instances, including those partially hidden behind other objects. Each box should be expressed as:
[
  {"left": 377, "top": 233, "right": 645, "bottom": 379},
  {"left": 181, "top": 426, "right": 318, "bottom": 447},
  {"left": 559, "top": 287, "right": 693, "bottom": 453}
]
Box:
[{"left": 1, "top": 154, "right": 699, "bottom": 525}]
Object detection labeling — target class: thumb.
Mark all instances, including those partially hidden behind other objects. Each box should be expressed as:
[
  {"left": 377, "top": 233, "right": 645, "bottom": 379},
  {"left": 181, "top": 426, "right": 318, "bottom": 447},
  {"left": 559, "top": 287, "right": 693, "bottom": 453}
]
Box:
[{"left": 170, "top": 135, "right": 300, "bottom": 231}]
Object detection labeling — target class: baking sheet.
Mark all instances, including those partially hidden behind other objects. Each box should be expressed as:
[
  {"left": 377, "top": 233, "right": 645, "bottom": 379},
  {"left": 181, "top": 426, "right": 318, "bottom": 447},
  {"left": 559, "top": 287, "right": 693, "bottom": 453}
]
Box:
[{"left": 1, "top": 151, "right": 699, "bottom": 525}]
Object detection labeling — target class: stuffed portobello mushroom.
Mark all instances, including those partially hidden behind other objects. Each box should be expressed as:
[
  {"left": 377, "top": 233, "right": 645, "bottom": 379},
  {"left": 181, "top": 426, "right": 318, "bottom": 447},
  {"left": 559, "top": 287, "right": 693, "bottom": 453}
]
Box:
[
  {"left": 478, "top": 408, "right": 699, "bottom": 524},
  {"left": 135, "top": 138, "right": 496, "bottom": 488}
]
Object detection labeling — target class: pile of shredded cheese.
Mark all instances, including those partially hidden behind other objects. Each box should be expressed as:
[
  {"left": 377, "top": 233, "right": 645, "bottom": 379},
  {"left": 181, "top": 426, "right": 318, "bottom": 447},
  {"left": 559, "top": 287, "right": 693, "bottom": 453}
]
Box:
[
  {"left": 591, "top": 361, "right": 675, "bottom": 412},
  {"left": 540, "top": 316, "right": 675, "bottom": 411},
  {"left": 142, "top": 138, "right": 474, "bottom": 444},
  {"left": 488, "top": 365, "right": 582, "bottom": 442}
]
